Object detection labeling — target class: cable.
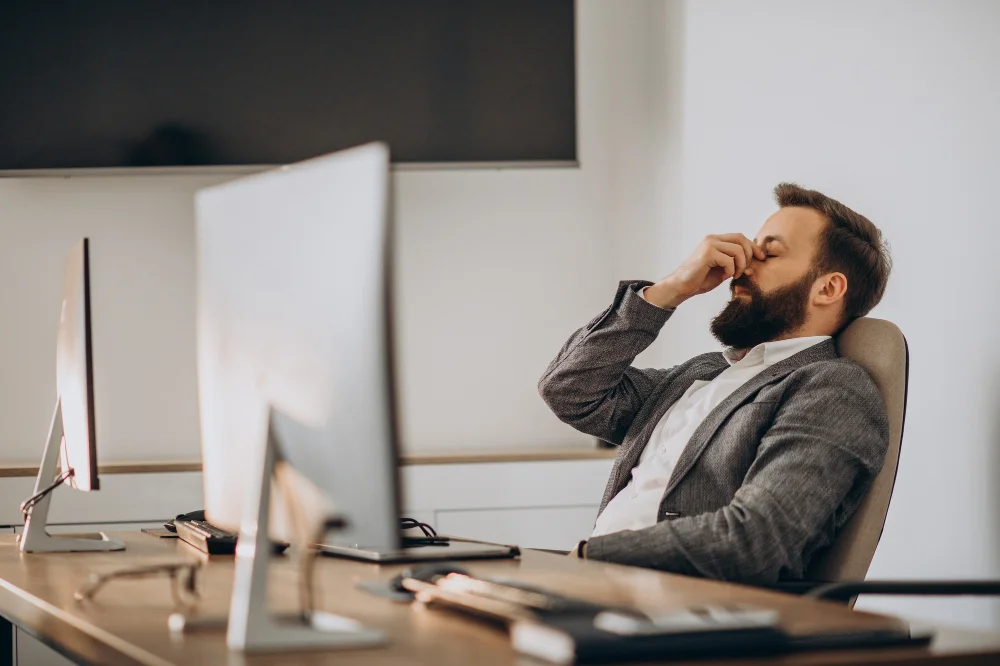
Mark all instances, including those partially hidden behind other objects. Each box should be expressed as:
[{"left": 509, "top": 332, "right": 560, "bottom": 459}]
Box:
[
  {"left": 400, "top": 517, "right": 447, "bottom": 547},
  {"left": 20, "top": 468, "right": 75, "bottom": 523},
  {"left": 400, "top": 517, "right": 437, "bottom": 537}
]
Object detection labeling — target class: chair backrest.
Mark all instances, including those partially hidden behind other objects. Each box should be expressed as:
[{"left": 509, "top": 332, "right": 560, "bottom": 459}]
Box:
[{"left": 805, "top": 317, "right": 908, "bottom": 583}]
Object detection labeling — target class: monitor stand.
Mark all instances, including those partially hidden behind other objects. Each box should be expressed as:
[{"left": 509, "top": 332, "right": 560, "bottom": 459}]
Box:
[
  {"left": 18, "top": 399, "right": 126, "bottom": 553},
  {"left": 225, "top": 407, "right": 386, "bottom": 652}
]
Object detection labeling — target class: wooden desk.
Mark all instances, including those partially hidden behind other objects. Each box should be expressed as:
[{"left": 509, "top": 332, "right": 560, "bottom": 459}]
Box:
[{"left": 0, "top": 532, "right": 997, "bottom": 665}]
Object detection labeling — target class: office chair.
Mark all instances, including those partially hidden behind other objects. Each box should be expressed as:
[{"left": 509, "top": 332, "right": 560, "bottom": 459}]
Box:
[
  {"left": 749, "top": 318, "right": 1000, "bottom": 608},
  {"left": 770, "top": 317, "right": 908, "bottom": 603},
  {"left": 801, "top": 318, "right": 998, "bottom": 603},
  {"left": 792, "top": 318, "right": 1000, "bottom": 604},
  {"left": 805, "top": 318, "right": 909, "bottom": 580}
]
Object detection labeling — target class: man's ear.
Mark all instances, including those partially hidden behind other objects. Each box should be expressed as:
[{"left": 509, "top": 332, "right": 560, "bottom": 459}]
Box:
[{"left": 814, "top": 272, "right": 848, "bottom": 306}]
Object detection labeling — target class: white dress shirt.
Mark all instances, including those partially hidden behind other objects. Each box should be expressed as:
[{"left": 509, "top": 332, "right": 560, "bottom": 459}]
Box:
[{"left": 591, "top": 291, "right": 829, "bottom": 538}]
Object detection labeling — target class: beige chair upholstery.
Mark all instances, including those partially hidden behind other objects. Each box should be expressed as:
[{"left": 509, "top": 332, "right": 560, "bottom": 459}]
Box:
[{"left": 805, "top": 317, "right": 908, "bottom": 583}]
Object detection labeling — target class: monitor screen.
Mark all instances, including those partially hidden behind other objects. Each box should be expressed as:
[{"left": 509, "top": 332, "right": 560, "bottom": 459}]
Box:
[
  {"left": 55, "top": 239, "right": 100, "bottom": 491},
  {"left": 196, "top": 144, "right": 401, "bottom": 549},
  {"left": 0, "top": 0, "right": 576, "bottom": 170}
]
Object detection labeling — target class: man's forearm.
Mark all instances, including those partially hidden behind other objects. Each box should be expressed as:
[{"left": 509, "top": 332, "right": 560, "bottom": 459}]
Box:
[
  {"left": 642, "top": 277, "right": 691, "bottom": 309},
  {"left": 585, "top": 498, "right": 782, "bottom": 582},
  {"left": 537, "top": 280, "right": 674, "bottom": 444}
]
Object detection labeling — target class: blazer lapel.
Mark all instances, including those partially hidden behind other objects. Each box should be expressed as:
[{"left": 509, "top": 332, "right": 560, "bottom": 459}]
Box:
[
  {"left": 601, "top": 356, "right": 727, "bottom": 509},
  {"left": 661, "top": 339, "right": 838, "bottom": 500}
]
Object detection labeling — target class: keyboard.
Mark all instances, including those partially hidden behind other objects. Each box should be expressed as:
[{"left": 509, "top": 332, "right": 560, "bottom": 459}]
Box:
[
  {"left": 175, "top": 519, "right": 291, "bottom": 556},
  {"left": 175, "top": 519, "right": 238, "bottom": 555}
]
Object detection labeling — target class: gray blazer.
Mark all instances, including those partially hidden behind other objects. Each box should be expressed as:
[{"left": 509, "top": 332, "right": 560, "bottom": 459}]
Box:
[{"left": 538, "top": 281, "right": 889, "bottom": 584}]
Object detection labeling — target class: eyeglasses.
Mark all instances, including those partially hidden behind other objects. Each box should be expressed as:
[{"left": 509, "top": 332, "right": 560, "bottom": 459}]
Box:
[{"left": 74, "top": 562, "right": 202, "bottom": 609}]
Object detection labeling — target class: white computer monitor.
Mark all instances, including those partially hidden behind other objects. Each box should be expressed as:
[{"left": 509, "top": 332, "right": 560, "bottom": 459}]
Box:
[
  {"left": 57, "top": 238, "right": 100, "bottom": 491},
  {"left": 195, "top": 143, "right": 404, "bottom": 651},
  {"left": 19, "top": 238, "right": 125, "bottom": 553},
  {"left": 195, "top": 142, "right": 402, "bottom": 553}
]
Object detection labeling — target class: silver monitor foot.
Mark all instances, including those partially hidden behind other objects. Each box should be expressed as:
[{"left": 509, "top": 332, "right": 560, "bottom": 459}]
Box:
[
  {"left": 226, "top": 409, "right": 386, "bottom": 652},
  {"left": 18, "top": 400, "right": 128, "bottom": 554},
  {"left": 18, "top": 530, "right": 126, "bottom": 553},
  {"left": 230, "top": 611, "right": 385, "bottom": 652}
]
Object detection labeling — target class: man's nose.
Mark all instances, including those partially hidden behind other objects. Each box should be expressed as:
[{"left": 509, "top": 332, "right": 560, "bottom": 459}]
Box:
[{"left": 744, "top": 254, "right": 767, "bottom": 276}]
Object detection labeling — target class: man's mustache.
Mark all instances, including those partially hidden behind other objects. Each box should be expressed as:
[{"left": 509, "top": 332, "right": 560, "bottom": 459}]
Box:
[{"left": 730, "top": 275, "right": 756, "bottom": 295}]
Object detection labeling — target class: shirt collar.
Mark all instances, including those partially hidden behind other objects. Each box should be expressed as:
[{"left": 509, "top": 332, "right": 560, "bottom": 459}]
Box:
[{"left": 722, "top": 335, "right": 832, "bottom": 367}]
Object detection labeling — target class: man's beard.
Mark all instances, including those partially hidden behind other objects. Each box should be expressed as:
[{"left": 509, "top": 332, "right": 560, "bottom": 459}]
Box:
[{"left": 710, "top": 271, "right": 817, "bottom": 350}]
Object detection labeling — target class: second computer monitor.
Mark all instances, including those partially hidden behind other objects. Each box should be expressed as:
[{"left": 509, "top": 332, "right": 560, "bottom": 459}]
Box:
[
  {"left": 19, "top": 238, "right": 126, "bottom": 553},
  {"left": 56, "top": 238, "right": 100, "bottom": 491},
  {"left": 195, "top": 142, "right": 402, "bottom": 551}
]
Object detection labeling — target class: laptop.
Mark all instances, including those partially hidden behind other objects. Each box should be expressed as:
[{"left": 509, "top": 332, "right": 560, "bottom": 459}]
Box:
[{"left": 317, "top": 536, "right": 520, "bottom": 564}]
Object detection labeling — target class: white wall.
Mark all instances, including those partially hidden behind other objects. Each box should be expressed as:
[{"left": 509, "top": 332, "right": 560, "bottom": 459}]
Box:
[
  {"left": 0, "top": 175, "right": 227, "bottom": 463},
  {"left": 0, "top": 1, "right": 657, "bottom": 463},
  {"left": 642, "top": 0, "right": 1000, "bottom": 630}
]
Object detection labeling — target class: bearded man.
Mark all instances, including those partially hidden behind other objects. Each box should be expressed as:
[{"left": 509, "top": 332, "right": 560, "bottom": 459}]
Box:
[{"left": 538, "top": 183, "right": 892, "bottom": 584}]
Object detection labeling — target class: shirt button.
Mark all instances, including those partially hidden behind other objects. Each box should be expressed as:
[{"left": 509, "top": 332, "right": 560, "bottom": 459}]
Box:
[{"left": 658, "top": 445, "right": 667, "bottom": 454}]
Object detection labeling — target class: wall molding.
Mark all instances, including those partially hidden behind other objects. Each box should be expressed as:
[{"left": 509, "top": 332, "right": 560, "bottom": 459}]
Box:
[{"left": 0, "top": 448, "right": 617, "bottom": 477}]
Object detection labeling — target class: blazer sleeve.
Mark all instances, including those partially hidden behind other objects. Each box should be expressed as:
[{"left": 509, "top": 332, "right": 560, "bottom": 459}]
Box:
[
  {"left": 537, "top": 280, "right": 676, "bottom": 445},
  {"left": 584, "top": 360, "right": 890, "bottom": 583}
]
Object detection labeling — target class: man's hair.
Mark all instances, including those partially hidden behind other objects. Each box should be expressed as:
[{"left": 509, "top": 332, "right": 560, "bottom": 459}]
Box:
[{"left": 774, "top": 182, "right": 891, "bottom": 322}]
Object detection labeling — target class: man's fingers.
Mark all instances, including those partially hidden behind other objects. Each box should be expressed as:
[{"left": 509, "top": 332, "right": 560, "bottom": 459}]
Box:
[
  {"left": 710, "top": 241, "right": 747, "bottom": 278},
  {"left": 714, "top": 233, "right": 756, "bottom": 265},
  {"left": 715, "top": 233, "right": 764, "bottom": 263},
  {"left": 708, "top": 249, "right": 736, "bottom": 278}
]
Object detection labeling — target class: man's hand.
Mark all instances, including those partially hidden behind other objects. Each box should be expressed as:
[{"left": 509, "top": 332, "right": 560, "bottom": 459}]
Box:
[{"left": 644, "top": 234, "right": 765, "bottom": 309}]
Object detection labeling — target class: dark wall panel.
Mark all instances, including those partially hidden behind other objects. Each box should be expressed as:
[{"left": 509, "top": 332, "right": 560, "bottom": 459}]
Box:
[{"left": 0, "top": 0, "right": 576, "bottom": 169}]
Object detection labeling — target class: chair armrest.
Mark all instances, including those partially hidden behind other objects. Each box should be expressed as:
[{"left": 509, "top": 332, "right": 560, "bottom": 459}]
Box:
[{"left": 806, "top": 580, "right": 1000, "bottom": 603}]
